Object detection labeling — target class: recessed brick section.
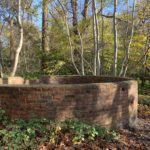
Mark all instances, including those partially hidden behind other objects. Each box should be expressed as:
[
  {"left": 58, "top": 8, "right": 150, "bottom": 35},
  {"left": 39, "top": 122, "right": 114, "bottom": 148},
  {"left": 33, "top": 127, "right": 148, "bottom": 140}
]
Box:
[{"left": 0, "top": 76, "right": 138, "bottom": 129}]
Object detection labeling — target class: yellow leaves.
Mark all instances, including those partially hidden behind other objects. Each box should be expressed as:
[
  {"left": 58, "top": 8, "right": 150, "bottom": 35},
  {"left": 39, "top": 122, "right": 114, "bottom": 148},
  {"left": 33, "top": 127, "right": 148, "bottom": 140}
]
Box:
[
  {"left": 131, "top": 34, "right": 147, "bottom": 50},
  {"left": 55, "top": 125, "right": 62, "bottom": 133},
  {"left": 46, "top": 60, "right": 65, "bottom": 75},
  {"left": 131, "top": 42, "right": 143, "bottom": 49}
]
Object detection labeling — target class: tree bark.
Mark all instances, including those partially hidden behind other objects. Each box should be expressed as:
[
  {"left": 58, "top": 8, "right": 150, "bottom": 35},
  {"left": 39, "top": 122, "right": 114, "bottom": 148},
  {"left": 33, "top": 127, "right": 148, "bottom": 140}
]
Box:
[
  {"left": 9, "top": 18, "right": 15, "bottom": 66},
  {"left": 92, "top": 0, "right": 97, "bottom": 75},
  {"left": 141, "top": 35, "right": 149, "bottom": 86},
  {"left": 95, "top": 3, "right": 100, "bottom": 75},
  {"left": 77, "top": 28, "right": 85, "bottom": 75},
  {"left": 11, "top": 0, "right": 23, "bottom": 77},
  {"left": 0, "top": 21, "right": 5, "bottom": 77},
  {"left": 92, "top": 0, "right": 101, "bottom": 75},
  {"left": 123, "top": 0, "right": 136, "bottom": 77},
  {"left": 100, "top": 0, "right": 104, "bottom": 74},
  {"left": 71, "top": 0, "right": 78, "bottom": 34},
  {"left": 65, "top": 16, "right": 80, "bottom": 75},
  {"left": 71, "top": 0, "right": 85, "bottom": 75},
  {"left": 119, "top": 0, "right": 129, "bottom": 77},
  {"left": 113, "top": 0, "right": 118, "bottom": 76},
  {"left": 58, "top": 0, "right": 80, "bottom": 75},
  {"left": 82, "top": 0, "right": 89, "bottom": 19},
  {"left": 0, "top": 38, "right": 2, "bottom": 77},
  {"left": 41, "top": 0, "right": 49, "bottom": 71}
]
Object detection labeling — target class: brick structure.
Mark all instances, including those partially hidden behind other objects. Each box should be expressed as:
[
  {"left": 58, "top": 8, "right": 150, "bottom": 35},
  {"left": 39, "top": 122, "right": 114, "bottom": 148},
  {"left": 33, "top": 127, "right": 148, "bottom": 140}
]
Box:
[{"left": 0, "top": 76, "right": 138, "bottom": 128}]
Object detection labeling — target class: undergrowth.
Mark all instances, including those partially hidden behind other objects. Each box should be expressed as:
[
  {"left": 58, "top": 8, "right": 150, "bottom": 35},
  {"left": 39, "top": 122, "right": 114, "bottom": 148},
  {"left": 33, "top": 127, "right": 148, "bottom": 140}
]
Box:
[
  {"left": 139, "top": 95, "right": 150, "bottom": 106},
  {"left": 0, "top": 109, "right": 119, "bottom": 149}
]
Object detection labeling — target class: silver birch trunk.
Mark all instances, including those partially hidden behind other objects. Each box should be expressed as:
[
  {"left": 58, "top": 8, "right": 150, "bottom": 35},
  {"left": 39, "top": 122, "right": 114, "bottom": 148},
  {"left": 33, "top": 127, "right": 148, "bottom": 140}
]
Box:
[
  {"left": 92, "top": 0, "right": 98, "bottom": 76},
  {"left": 101, "top": 0, "right": 104, "bottom": 74},
  {"left": 77, "top": 28, "right": 85, "bottom": 75},
  {"left": 113, "top": 0, "right": 118, "bottom": 76},
  {"left": 65, "top": 15, "right": 80, "bottom": 75},
  {"left": 142, "top": 37, "right": 149, "bottom": 78},
  {"left": 95, "top": 4, "right": 101, "bottom": 76},
  {"left": 58, "top": 0, "right": 80, "bottom": 75},
  {"left": 119, "top": 0, "right": 129, "bottom": 76},
  {"left": 9, "top": 18, "right": 15, "bottom": 66},
  {"left": 123, "top": 0, "right": 136, "bottom": 77},
  {"left": 11, "top": 0, "right": 23, "bottom": 77}
]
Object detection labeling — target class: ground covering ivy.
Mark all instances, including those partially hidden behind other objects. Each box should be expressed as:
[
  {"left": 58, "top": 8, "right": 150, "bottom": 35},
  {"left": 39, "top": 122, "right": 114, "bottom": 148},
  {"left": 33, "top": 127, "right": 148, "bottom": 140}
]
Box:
[{"left": 0, "top": 109, "right": 119, "bottom": 149}]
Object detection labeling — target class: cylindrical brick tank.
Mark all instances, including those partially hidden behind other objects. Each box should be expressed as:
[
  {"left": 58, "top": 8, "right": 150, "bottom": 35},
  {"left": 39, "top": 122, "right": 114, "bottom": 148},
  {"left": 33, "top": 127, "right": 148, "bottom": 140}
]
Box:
[{"left": 0, "top": 76, "right": 138, "bottom": 128}]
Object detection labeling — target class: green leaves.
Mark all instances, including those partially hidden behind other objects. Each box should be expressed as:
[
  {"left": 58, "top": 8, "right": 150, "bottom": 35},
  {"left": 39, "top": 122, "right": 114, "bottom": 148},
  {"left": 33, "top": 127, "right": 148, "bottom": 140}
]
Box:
[
  {"left": 62, "top": 120, "right": 118, "bottom": 143},
  {"left": 139, "top": 95, "right": 150, "bottom": 106},
  {"left": 0, "top": 109, "right": 119, "bottom": 149}
]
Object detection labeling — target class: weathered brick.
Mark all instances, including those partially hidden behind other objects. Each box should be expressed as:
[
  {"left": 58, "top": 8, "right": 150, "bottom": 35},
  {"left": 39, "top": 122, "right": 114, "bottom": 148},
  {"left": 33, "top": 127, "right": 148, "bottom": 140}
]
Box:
[{"left": 0, "top": 76, "right": 138, "bottom": 129}]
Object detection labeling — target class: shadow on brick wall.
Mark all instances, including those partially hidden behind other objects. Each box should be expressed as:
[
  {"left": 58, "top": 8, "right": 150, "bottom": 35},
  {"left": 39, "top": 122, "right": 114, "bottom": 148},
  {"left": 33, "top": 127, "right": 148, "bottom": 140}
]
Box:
[{"left": 0, "top": 77, "right": 138, "bottom": 129}]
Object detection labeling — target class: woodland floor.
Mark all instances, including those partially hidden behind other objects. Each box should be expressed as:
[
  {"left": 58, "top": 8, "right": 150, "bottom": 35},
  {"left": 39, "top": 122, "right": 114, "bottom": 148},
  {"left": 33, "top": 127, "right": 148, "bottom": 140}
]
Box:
[{"left": 38, "top": 95, "right": 150, "bottom": 150}]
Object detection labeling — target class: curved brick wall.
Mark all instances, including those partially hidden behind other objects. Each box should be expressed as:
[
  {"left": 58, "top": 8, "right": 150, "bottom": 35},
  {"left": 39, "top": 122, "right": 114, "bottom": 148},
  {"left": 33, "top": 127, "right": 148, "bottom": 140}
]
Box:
[{"left": 0, "top": 76, "right": 138, "bottom": 128}]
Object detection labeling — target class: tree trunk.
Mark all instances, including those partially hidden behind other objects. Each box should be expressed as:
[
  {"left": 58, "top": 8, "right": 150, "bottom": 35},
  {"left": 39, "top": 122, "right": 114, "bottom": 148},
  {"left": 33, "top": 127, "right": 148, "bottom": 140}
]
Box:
[
  {"left": 71, "top": 0, "right": 78, "bottom": 34},
  {"left": 95, "top": 3, "right": 100, "bottom": 75},
  {"left": 0, "top": 40, "right": 3, "bottom": 78},
  {"left": 113, "top": 0, "right": 118, "bottom": 76},
  {"left": 71, "top": 0, "right": 85, "bottom": 75},
  {"left": 82, "top": 0, "right": 90, "bottom": 37},
  {"left": 82, "top": 0, "right": 89, "bottom": 19},
  {"left": 9, "top": 18, "right": 15, "bottom": 66},
  {"left": 11, "top": 0, "right": 23, "bottom": 77},
  {"left": 101, "top": 0, "right": 104, "bottom": 74},
  {"left": 77, "top": 28, "right": 85, "bottom": 75},
  {"left": 119, "top": 0, "right": 135, "bottom": 77},
  {"left": 0, "top": 22, "right": 4, "bottom": 77},
  {"left": 119, "top": 0, "right": 129, "bottom": 77},
  {"left": 41, "top": 0, "right": 49, "bottom": 71},
  {"left": 123, "top": 0, "right": 136, "bottom": 77},
  {"left": 92, "top": 0, "right": 101, "bottom": 75},
  {"left": 65, "top": 15, "right": 80, "bottom": 75},
  {"left": 92, "top": 0, "right": 97, "bottom": 75},
  {"left": 141, "top": 36, "right": 149, "bottom": 86},
  {"left": 58, "top": 0, "right": 80, "bottom": 75}
]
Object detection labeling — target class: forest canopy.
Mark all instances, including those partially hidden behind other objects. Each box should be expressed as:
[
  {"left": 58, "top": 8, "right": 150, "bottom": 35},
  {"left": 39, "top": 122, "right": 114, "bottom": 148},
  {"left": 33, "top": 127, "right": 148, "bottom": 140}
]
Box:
[{"left": 0, "top": 0, "right": 149, "bottom": 79}]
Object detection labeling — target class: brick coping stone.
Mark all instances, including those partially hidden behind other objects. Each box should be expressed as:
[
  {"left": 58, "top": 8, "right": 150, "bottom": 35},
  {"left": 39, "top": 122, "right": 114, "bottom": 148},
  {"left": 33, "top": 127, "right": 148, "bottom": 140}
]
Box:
[
  {"left": 0, "top": 76, "right": 138, "bottom": 129},
  {"left": 0, "top": 76, "right": 133, "bottom": 85}
]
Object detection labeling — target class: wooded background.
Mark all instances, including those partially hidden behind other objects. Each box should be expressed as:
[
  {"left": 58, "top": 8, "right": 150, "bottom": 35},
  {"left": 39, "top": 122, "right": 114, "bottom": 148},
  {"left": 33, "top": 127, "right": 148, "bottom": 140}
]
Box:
[{"left": 0, "top": 0, "right": 149, "bottom": 79}]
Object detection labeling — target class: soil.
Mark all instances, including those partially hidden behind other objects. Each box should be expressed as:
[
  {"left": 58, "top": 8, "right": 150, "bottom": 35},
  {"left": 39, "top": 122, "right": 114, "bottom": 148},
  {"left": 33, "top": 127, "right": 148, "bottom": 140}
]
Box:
[{"left": 38, "top": 104, "right": 150, "bottom": 150}]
